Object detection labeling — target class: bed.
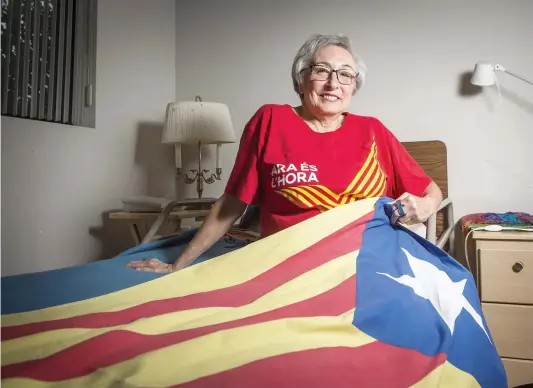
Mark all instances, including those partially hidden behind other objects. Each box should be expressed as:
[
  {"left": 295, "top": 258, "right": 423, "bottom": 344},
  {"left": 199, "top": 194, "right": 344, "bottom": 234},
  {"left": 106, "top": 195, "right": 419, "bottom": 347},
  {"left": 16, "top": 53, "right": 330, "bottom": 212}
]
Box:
[
  {"left": 1, "top": 230, "right": 250, "bottom": 315},
  {"left": 1, "top": 142, "right": 508, "bottom": 388}
]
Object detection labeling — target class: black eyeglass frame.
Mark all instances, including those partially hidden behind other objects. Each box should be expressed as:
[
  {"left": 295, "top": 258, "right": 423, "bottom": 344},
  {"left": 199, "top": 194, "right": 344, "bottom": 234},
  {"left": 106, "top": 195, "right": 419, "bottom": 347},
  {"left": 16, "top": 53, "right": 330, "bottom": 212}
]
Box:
[{"left": 301, "top": 64, "right": 359, "bottom": 85}]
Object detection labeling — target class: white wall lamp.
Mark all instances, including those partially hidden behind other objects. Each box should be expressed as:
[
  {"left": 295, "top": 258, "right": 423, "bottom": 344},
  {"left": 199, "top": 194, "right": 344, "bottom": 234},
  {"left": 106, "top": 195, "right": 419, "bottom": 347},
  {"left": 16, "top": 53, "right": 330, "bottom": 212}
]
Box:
[{"left": 471, "top": 62, "right": 533, "bottom": 87}]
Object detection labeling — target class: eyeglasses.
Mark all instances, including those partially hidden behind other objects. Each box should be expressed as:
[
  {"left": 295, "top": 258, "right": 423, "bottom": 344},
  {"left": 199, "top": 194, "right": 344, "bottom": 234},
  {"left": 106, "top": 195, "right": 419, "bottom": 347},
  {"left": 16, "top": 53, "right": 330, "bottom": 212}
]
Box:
[{"left": 303, "top": 64, "right": 358, "bottom": 85}]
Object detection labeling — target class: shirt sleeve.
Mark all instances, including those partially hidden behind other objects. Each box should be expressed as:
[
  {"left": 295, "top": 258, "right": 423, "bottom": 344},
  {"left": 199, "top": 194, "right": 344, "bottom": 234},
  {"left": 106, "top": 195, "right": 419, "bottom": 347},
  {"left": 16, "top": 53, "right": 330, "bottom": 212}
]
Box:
[
  {"left": 379, "top": 121, "right": 433, "bottom": 198},
  {"left": 224, "top": 105, "right": 270, "bottom": 205}
]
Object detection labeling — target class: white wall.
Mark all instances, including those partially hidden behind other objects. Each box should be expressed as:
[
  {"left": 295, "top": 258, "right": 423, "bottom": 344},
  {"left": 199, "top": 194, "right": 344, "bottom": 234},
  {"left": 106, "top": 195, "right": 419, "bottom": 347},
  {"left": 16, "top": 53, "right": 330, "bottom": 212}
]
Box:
[
  {"left": 1, "top": 0, "right": 177, "bottom": 276},
  {"left": 2, "top": 0, "right": 531, "bottom": 276},
  {"left": 175, "top": 0, "right": 533, "bottom": 216}
]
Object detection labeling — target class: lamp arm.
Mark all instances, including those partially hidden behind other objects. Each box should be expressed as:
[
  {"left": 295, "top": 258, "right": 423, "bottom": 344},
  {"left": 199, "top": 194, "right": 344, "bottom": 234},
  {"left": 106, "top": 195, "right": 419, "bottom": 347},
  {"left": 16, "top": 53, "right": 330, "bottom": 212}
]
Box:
[{"left": 495, "top": 64, "right": 533, "bottom": 85}]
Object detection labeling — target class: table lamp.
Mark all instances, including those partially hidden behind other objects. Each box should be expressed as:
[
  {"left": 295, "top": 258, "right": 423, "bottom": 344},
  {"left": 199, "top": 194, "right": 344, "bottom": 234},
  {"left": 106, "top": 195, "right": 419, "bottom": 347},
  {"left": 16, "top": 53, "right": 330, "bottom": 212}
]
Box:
[
  {"left": 162, "top": 96, "right": 236, "bottom": 199},
  {"left": 471, "top": 62, "right": 533, "bottom": 87}
]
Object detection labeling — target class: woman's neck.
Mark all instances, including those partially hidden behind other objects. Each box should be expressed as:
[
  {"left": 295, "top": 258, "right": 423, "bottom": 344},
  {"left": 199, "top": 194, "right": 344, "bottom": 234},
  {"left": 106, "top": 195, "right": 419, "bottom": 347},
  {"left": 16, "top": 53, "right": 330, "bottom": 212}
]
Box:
[{"left": 296, "top": 105, "right": 344, "bottom": 133}]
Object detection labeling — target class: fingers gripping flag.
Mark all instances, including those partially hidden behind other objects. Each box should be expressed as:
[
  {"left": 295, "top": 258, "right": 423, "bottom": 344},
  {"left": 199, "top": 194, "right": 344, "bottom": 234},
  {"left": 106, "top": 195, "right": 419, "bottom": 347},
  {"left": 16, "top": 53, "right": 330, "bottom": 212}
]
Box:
[{"left": 1, "top": 198, "right": 507, "bottom": 387}]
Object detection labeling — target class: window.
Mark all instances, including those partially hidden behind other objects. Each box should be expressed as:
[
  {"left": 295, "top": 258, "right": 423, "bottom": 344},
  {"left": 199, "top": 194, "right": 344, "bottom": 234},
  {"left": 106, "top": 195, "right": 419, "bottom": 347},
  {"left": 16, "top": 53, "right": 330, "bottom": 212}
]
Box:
[{"left": 1, "top": 0, "right": 97, "bottom": 128}]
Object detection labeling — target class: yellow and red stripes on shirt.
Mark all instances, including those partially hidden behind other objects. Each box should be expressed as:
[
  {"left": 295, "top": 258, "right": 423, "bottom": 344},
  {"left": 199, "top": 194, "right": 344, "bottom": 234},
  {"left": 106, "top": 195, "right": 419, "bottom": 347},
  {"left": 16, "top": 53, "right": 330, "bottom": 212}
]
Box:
[{"left": 276, "top": 141, "right": 387, "bottom": 211}]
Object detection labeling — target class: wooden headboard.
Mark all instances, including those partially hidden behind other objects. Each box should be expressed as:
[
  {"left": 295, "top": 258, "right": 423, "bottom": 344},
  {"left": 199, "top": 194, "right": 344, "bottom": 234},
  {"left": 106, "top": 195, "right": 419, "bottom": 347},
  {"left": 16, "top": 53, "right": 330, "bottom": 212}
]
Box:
[{"left": 402, "top": 140, "right": 449, "bottom": 238}]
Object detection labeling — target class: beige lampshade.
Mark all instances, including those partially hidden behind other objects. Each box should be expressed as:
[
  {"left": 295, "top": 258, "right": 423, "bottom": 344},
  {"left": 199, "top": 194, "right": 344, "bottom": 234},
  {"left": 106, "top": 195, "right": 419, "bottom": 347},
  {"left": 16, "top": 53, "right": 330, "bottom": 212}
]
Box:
[{"left": 162, "top": 99, "right": 236, "bottom": 145}]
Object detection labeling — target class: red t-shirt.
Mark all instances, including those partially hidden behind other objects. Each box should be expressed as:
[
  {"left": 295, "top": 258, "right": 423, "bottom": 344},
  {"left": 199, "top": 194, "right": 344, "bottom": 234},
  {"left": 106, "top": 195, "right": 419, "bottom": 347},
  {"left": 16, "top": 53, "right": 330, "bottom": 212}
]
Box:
[{"left": 224, "top": 104, "right": 432, "bottom": 237}]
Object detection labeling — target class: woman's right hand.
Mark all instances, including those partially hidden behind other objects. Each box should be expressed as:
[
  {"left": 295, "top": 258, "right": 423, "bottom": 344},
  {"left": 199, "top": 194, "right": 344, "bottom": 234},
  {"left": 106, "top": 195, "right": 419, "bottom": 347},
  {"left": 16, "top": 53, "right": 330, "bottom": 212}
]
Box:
[
  {"left": 125, "top": 194, "right": 247, "bottom": 273},
  {"left": 126, "top": 258, "right": 187, "bottom": 273}
]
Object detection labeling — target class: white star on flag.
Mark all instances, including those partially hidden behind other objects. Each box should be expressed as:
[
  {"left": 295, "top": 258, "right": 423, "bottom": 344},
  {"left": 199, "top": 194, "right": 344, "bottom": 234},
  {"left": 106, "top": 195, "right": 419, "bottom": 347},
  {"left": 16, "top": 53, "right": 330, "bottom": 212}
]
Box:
[{"left": 378, "top": 247, "right": 491, "bottom": 342}]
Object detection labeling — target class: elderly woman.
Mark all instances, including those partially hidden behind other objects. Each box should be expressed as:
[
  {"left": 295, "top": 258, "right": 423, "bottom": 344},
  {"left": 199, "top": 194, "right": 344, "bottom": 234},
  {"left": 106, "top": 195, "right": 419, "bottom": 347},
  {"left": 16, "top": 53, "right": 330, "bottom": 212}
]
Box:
[{"left": 128, "top": 33, "right": 443, "bottom": 273}]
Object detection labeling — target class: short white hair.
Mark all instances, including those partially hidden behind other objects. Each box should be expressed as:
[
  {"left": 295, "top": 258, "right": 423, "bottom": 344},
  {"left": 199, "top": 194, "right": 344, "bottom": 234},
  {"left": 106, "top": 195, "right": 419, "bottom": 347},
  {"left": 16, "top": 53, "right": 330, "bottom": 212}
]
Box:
[{"left": 291, "top": 33, "right": 367, "bottom": 97}]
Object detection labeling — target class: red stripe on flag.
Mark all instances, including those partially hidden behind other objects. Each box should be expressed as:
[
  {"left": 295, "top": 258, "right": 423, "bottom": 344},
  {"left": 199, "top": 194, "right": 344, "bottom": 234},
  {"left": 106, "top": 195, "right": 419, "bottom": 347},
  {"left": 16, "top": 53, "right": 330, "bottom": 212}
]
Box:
[
  {"left": 3, "top": 211, "right": 372, "bottom": 341},
  {"left": 2, "top": 276, "right": 356, "bottom": 381},
  {"left": 173, "top": 341, "right": 447, "bottom": 388}
]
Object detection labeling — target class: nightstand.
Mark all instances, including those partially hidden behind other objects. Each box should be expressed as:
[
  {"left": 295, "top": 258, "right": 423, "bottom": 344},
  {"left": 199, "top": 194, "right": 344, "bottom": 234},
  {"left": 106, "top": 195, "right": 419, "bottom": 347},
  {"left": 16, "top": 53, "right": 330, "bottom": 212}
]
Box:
[
  {"left": 109, "top": 209, "right": 210, "bottom": 246},
  {"left": 472, "top": 230, "right": 533, "bottom": 388}
]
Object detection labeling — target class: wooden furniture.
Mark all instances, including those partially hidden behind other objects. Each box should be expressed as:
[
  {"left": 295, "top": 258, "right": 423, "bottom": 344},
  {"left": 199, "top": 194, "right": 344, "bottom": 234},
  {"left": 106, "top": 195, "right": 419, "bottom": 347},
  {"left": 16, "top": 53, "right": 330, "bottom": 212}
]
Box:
[
  {"left": 402, "top": 140, "right": 454, "bottom": 254},
  {"left": 472, "top": 230, "right": 533, "bottom": 388},
  {"left": 109, "top": 209, "right": 210, "bottom": 245}
]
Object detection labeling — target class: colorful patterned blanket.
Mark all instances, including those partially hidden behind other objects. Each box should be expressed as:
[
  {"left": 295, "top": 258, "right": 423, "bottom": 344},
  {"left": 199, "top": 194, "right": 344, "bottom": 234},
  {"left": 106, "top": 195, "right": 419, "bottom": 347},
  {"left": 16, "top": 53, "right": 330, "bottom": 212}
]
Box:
[{"left": 462, "top": 211, "right": 533, "bottom": 231}]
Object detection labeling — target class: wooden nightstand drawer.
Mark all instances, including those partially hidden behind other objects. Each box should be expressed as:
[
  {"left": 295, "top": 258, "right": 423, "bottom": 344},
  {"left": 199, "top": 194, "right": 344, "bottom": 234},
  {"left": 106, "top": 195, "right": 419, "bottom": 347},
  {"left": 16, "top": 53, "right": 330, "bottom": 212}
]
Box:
[
  {"left": 482, "top": 303, "right": 533, "bottom": 360},
  {"left": 502, "top": 358, "right": 533, "bottom": 388},
  {"left": 479, "top": 249, "right": 533, "bottom": 304}
]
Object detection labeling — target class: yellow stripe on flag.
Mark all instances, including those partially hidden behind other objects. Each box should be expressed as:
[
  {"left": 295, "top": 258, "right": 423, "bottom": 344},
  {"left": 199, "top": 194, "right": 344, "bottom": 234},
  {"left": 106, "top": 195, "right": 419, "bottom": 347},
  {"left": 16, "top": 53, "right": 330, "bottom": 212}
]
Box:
[
  {"left": 2, "top": 198, "right": 376, "bottom": 328},
  {"left": 3, "top": 250, "right": 359, "bottom": 365},
  {"left": 410, "top": 361, "right": 481, "bottom": 388},
  {"left": 2, "top": 310, "right": 374, "bottom": 388}
]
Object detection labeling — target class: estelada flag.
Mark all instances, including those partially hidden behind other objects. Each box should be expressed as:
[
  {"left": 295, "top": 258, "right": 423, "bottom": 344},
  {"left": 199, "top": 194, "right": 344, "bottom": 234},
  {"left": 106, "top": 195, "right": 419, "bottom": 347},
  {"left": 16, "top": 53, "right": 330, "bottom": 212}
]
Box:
[{"left": 1, "top": 197, "right": 507, "bottom": 387}]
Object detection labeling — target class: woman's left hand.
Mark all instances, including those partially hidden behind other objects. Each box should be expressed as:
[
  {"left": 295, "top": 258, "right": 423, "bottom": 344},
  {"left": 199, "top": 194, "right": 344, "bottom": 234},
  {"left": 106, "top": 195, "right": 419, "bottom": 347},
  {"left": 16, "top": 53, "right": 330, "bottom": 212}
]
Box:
[{"left": 392, "top": 192, "right": 434, "bottom": 225}]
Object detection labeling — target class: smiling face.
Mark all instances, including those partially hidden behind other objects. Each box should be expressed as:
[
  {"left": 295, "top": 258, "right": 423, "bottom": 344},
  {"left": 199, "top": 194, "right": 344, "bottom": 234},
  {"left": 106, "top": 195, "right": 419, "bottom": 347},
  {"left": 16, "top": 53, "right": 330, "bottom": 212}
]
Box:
[{"left": 298, "top": 45, "right": 357, "bottom": 118}]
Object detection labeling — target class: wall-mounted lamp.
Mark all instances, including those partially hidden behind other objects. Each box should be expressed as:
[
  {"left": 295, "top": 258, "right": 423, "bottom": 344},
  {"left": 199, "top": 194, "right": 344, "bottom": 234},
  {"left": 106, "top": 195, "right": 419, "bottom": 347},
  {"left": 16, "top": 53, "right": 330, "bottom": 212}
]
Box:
[{"left": 471, "top": 62, "right": 533, "bottom": 87}]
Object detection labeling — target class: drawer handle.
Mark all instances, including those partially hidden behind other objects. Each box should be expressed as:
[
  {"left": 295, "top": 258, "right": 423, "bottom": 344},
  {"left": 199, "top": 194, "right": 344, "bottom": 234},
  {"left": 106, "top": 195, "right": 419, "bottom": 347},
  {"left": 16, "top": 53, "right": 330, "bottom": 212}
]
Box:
[{"left": 512, "top": 261, "right": 524, "bottom": 273}]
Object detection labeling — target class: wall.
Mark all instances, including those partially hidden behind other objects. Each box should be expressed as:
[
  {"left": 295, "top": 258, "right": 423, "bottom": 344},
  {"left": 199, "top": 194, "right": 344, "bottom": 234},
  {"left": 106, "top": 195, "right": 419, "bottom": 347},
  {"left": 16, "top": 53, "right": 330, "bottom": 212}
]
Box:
[
  {"left": 175, "top": 0, "right": 533, "bottom": 216},
  {"left": 1, "top": 0, "right": 177, "bottom": 275},
  {"left": 2, "top": 0, "right": 531, "bottom": 276}
]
